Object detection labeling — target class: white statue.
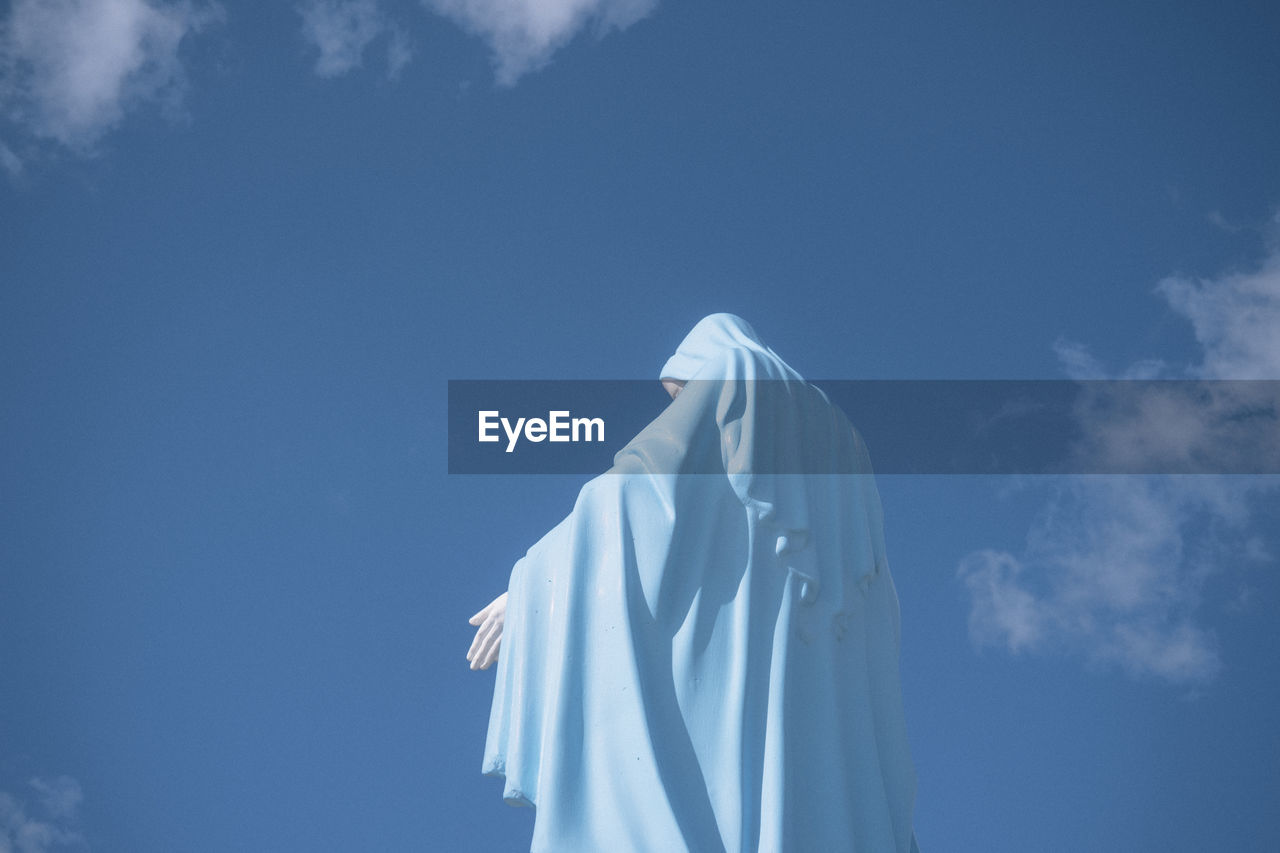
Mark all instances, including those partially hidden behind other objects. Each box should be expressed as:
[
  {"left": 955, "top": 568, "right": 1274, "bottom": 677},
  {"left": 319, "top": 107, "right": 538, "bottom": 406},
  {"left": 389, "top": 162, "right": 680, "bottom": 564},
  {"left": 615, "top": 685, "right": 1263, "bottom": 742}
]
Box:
[{"left": 469, "top": 314, "right": 920, "bottom": 852}]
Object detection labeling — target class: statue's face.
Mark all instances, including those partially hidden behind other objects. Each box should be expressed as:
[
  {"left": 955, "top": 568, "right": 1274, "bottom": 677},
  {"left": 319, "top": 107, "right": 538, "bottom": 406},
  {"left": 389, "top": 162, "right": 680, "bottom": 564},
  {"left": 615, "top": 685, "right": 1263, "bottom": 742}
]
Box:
[{"left": 661, "top": 378, "right": 686, "bottom": 400}]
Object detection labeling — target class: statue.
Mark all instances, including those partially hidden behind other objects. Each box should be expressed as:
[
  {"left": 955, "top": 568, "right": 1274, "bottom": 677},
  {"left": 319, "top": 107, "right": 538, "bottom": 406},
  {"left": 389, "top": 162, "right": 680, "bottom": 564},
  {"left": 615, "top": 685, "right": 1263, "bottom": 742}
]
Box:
[{"left": 468, "top": 314, "right": 920, "bottom": 852}]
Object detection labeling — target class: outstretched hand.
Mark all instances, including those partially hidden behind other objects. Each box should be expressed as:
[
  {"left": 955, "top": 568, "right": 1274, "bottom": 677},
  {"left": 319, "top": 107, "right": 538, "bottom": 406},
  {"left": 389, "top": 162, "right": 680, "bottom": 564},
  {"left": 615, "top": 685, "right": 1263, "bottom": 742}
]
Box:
[{"left": 467, "top": 592, "right": 508, "bottom": 671}]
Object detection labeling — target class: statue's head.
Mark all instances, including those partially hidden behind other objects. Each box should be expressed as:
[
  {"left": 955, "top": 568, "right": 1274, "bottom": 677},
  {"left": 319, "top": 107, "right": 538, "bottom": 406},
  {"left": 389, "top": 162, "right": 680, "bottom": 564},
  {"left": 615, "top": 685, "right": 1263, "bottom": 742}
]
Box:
[{"left": 659, "top": 313, "right": 765, "bottom": 399}]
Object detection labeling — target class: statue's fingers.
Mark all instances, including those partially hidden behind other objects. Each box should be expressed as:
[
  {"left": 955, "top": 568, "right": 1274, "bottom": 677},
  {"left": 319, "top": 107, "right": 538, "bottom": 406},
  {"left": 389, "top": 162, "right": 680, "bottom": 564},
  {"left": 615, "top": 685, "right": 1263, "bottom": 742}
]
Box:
[
  {"left": 476, "top": 628, "right": 501, "bottom": 669},
  {"left": 480, "top": 636, "right": 502, "bottom": 670},
  {"left": 485, "top": 627, "right": 503, "bottom": 660},
  {"left": 470, "top": 620, "right": 500, "bottom": 668},
  {"left": 467, "top": 625, "right": 488, "bottom": 663}
]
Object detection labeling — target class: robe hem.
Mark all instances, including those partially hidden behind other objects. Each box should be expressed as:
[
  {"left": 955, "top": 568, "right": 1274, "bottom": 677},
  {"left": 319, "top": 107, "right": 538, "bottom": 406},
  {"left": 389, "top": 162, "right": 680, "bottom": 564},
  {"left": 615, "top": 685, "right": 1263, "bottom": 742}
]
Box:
[{"left": 483, "top": 765, "right": 536, "bottom": 809}]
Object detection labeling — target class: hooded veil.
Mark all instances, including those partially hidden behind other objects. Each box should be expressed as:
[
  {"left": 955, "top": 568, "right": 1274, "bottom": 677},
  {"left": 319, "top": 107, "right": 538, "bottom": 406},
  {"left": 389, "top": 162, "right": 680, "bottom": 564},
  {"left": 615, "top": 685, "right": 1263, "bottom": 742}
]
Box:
[{"left": 482, "top": 314, "right": 919, "bottom": 852}]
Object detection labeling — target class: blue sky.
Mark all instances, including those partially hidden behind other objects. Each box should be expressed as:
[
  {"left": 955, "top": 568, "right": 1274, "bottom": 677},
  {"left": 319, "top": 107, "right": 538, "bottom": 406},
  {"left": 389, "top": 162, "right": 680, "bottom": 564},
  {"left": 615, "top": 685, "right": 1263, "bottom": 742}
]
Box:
[{"left": 2, "top": 0, "right": 1279, "bottom": 850}]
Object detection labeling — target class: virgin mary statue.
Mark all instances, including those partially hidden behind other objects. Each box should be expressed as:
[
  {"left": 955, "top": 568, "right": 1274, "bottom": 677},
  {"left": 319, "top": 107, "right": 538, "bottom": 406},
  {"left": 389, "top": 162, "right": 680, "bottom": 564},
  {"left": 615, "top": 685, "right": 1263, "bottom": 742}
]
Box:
[{"left": 467, "top": 314, "right": 920, "bottom": 852}]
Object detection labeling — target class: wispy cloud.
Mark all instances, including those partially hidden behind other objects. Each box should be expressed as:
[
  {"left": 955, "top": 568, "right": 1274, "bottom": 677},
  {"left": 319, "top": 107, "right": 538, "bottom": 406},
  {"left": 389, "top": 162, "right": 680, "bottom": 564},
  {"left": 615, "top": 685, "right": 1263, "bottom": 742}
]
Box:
[
  {"left": 423, "top": 0, "right": 658, "bottom": 86},
  {"left": 959, "top": 477, "right": 1268, "bottom": 684},
  {"left": 1156, "top": 241, "right": 1280, "bottom": 380},
  {"left": 1051, "top": 338, "right": 1167, "bottom": 381},
  {"left": 0, "top": 0, "right": 221, "bottom": 163},
  {"left": 297, "top": 0, "right": 412, "bottom": 80},
  {"left": 960, "top": 216, "right": 1280, "bottom": 686},
  {"left": 0, "top": 139, "right": 21, "bottom": 175},
  {"left": 0, "top": 776, "right": 86, "bottom": 853}
]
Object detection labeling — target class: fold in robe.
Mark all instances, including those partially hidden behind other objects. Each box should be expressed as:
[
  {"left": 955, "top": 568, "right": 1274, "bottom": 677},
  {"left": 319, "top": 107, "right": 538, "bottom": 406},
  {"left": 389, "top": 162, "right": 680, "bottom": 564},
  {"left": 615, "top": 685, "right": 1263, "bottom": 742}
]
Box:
[{"left": 483, "top": 314, "right": 919, "bottom": 852}]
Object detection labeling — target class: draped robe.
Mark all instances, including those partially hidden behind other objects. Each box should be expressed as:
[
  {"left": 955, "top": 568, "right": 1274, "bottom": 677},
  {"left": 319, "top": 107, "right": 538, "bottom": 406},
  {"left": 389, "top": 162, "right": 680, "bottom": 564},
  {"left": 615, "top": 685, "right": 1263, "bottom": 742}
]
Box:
[{"left": 482, "top": 315, "right": 919, "bottom": 852}]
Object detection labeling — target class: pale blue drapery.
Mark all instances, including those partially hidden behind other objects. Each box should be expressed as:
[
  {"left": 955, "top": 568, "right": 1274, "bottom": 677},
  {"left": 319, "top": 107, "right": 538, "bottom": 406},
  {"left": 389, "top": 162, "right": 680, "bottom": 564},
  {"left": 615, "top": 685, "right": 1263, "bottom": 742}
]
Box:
[{"left": 483, "top": 314, "right": 919, "bottom": 852}]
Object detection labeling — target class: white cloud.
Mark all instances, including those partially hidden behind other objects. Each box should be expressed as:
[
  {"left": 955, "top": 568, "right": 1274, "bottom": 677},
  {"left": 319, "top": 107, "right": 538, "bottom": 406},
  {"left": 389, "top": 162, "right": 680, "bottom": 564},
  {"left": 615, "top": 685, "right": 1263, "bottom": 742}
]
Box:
[
  {"left": 386, "top": 27, "right": 413, "bottom": 80},
  {"left": 1052, "top": 337, "right": 1167, "bottom": 380},
  {"left": 958, "top": 549, "right": 1045, "bottom": 653},
  {"left": 1050, "top": 338, "right": 1108, "bottom": 380},
  {"left": 423, "top": 0, "right": 658, "bottom": 86},
  {"left": 1156, "top": 238, "right": 1280, "bottom": 381},
  {"left": 960, "top": 218, "right": 1280, "bottom": 686},
  {"left": 0, "top": 777, "right": 85, "bottom": 853},
  {"left": 1062, "top": 379, "right": 1280, "bottom": 477},
  {"left": 959, "top": 477, "right": 1265, "bottom": 684},
  {"left": 25, "top": 780, "right": 81, "bottom": 824},
  {"left": 0, "top": 0, "right": 221, "bottom": 158},
  {"left": 1206, "top": 210, "right": 1244, "bottom": 233},
  {"left": 0, "top": 139, "right": 21, "bottom": 175},
  {"left": 297, "top": 0, "right": 412, "bottom": 80}
]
